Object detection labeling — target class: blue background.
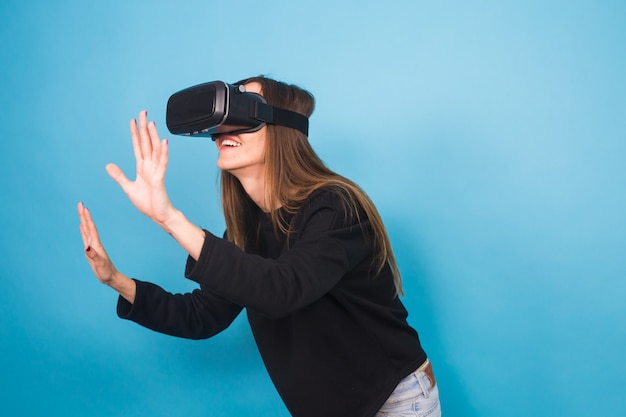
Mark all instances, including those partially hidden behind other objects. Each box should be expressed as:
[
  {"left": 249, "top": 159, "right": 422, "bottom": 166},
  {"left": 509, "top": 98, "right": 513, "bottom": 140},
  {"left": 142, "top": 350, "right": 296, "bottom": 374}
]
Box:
[{"left": 1, "top": 1, "right": 624, "bottom": 416}]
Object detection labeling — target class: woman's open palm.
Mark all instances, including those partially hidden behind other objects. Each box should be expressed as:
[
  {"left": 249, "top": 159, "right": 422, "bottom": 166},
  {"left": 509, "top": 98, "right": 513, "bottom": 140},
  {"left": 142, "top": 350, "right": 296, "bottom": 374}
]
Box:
[{"left": 106, "top": 111, "right": 175, "bottom": 226}]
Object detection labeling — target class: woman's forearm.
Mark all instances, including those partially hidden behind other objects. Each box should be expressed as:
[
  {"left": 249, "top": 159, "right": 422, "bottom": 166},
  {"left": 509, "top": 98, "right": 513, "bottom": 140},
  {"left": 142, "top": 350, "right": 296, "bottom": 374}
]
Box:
[
  {"left": 160, "top": 208, "right": 206, "bottom": 261},
  {"left": 108, "top": 271, "right": 137, "bottom": 304}
]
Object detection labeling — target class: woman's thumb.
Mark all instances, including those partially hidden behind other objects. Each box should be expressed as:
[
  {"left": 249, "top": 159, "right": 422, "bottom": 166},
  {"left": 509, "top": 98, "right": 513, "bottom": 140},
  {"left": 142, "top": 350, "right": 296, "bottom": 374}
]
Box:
[
  {"left": 106, "top": 163, "right": 130, "bottom": 190},
  {"left": 85, "top": 245, "right": 98, "bottom": 260}
]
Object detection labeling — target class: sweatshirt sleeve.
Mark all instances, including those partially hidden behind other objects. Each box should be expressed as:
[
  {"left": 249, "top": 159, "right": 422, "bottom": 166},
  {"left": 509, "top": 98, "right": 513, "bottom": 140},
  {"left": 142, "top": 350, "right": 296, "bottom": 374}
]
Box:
[
  {"left": 117, "top": 279, "right": 243, "bottom": 340},
  {"left": 184, "top": 190, "right": 372, "bottom": 319}
]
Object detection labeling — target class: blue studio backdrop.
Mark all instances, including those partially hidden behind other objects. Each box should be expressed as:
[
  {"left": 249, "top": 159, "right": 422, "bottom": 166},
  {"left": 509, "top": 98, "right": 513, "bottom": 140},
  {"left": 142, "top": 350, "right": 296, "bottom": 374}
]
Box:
[{"left": 1, "top": 1, "right": 625, "bottom": 416}]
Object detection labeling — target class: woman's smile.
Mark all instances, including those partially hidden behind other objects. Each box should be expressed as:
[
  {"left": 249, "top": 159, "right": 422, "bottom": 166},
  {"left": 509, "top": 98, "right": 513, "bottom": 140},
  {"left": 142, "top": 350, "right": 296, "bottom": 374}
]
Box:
[{"left": 216, "top": 136, "right": 242, "bottom": 150}]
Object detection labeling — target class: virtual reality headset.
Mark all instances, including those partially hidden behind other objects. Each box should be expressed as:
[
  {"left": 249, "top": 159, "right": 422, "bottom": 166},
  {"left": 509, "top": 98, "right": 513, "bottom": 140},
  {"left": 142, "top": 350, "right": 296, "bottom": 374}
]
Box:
[{"left": 165, "top": 81, "right": 309, "bottom": 139}]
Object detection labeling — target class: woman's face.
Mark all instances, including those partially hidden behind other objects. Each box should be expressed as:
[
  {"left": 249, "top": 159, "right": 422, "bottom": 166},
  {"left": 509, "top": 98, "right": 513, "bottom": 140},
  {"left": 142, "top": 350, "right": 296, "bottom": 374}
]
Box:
[{"left": 214, "top": 82, "right": 267, "bottom": 178}]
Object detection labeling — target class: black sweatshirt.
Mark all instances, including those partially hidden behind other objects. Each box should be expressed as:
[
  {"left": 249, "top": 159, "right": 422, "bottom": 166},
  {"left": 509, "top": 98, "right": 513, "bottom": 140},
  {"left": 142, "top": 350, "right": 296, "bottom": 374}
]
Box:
[{"left": 117, "top": 188, "right": 427, "bottom": 417}]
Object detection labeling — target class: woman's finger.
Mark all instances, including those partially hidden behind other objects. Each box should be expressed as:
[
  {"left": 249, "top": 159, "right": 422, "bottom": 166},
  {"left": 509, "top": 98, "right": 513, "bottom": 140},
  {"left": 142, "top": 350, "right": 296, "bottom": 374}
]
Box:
[
  {"left": 77, "top": 201, "right": 85, "bottom": 221},
  {"left": 82, "top": 206, "right": 99, "bottom": 240},
  {"left": 77, "top": 202, "right": 90, "bottom": 248},
  {"left": 77, "top": 202, "right": 98, "bottom": 254},
  {"left": 79, "top": 218, "right": 89, "bottom": 246},
  {"left": 77, "top": 202, "right": 91, "bottom": 236},
  {"left": 148, "top": 119, "right": 161, "bottom": 160},
  {"left": 158, "top": 138, "right": 169, "bottom": 174},
  {"left": 130, "top": 118, "right": 143, "bottom": 163},
  {"left": 76, "top": 202, "right": 117, "bottom": 283},
  {"left": 138, "top": 110, "right": 152, "bottom": 159},
  {"left": 81, "top": 206, "right": 104, "bottom": 253}
]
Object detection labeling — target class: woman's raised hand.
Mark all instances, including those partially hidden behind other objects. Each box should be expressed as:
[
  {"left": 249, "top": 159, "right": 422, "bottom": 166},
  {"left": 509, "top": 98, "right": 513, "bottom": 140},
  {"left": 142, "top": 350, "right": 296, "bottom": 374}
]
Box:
[
  {"left": 106, "top": 110, "right": 175, "bottom": 228},
  {"left": 88, "top": 110, "right": 205, "bottom": 262}
]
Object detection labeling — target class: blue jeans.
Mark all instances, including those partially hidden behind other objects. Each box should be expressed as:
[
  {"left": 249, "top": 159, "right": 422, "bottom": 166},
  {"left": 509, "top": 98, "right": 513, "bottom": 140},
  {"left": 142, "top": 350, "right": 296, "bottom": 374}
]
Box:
[{"left": 375, "top": 361, "right": 441, "bottom": 417}]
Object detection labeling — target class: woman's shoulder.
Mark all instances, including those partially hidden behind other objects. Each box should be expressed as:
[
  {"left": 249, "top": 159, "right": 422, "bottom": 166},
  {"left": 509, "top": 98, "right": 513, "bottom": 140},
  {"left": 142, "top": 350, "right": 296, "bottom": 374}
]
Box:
[
  {"left": 290, "top": 185, "right": 362, "bottom": 231},
  {"left": 302, "top": 185, "right": 353, "bottom": 211}
]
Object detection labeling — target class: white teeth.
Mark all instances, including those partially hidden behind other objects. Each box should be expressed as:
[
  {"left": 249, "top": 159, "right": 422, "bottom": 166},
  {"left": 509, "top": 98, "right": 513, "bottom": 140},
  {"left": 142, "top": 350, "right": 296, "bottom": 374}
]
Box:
[{"left": 221, "top": 139, "right": 241, "bottom": 147}]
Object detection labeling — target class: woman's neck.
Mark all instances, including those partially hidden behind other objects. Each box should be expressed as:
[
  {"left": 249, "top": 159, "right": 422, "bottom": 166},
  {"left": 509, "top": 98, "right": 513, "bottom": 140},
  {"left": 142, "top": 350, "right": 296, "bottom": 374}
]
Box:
[{"left": 230, "top": 169, "right": 272, "bottom": 212}]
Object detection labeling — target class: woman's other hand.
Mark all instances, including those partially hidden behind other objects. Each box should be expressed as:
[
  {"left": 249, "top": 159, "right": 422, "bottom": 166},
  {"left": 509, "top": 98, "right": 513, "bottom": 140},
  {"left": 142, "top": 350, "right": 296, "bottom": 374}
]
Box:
[
  {"left": 106, "top": 110, "right": 176, "bottom": 229},
  {"left": 78, "top": 202, "right": 136, "bottom": 303}
]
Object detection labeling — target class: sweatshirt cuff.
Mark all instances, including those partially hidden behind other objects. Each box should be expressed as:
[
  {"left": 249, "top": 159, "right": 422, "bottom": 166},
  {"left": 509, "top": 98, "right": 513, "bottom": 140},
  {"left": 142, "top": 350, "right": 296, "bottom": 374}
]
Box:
[
  {"left": 116, "top": 278, "right": 141, "bottom": 319},
  {"left": 184, "top": 229, "right": 217, "bottom": 281}
]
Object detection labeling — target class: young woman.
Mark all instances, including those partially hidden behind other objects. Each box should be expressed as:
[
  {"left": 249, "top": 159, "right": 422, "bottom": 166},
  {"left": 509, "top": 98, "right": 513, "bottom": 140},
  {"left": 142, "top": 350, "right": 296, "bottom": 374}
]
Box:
[{"left": 78, "top": 76, "right": 441, "bottom": 417}]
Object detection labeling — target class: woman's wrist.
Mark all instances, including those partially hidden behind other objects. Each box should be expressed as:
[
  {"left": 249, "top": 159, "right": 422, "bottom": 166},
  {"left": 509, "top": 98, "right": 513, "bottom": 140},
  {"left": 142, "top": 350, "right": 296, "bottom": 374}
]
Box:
[
  {"left": 159, "top": 208, "right": 206, "bottom": 260},
  {"left": 159, "top": 207, "right": 185, "bottom": 235},
  {"left": 106, "top": 271, "right": 137, "bottom": 304}
]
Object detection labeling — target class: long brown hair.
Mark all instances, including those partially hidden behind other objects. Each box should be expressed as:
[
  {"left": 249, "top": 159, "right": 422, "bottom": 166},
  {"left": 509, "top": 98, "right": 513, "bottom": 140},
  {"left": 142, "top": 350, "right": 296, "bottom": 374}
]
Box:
[{"left": 220, "top": 76, "right": 404, "bottom": 296}]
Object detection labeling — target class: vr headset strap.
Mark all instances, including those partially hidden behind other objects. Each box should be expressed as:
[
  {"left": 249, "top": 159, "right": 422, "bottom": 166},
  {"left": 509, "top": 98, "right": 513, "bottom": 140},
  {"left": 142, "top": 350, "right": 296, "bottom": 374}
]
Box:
[{"left": 251, "top": 101, "right": 309, "bottom": 136}]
